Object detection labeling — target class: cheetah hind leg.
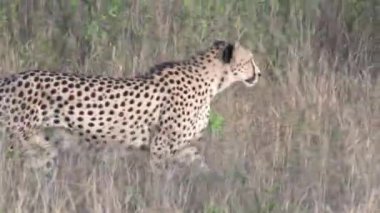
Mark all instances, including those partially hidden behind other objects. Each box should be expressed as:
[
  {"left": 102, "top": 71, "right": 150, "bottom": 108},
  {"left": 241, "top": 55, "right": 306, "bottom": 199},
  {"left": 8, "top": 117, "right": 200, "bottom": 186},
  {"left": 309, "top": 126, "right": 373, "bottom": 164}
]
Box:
[{"left": 22, "top": 130, "right": 59, "bottom": 179}]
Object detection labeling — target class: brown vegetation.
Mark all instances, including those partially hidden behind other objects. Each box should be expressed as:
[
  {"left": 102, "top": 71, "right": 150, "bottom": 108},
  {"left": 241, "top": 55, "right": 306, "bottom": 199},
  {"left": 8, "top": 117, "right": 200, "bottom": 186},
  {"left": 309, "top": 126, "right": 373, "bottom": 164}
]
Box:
[{"left": 0, "top": 0, "right": 378, "bottom": 212}]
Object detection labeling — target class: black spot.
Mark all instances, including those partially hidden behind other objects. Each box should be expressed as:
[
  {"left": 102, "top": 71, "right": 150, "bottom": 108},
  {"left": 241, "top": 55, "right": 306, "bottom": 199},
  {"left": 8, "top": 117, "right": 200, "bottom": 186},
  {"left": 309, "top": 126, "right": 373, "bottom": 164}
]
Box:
[
  {"left": 56, "top": 96, "right": 63, "bottom": 101},
  {"left": 140, "top": 144, "right": 149, "bottom": 151}
]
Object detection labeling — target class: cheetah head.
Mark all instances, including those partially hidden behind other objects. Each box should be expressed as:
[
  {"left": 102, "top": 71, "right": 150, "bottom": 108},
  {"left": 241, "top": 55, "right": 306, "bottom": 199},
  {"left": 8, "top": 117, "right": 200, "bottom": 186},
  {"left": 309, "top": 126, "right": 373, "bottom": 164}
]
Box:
[{"left": 216, "top": 41, "right": 262, "bottom": 88}]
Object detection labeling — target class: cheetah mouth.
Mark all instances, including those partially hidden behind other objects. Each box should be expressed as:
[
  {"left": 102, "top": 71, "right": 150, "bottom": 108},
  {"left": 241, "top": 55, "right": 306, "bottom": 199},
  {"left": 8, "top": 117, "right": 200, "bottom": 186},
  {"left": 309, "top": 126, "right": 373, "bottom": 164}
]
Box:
[
  {"left": 244, "top": 74, "right": 258, "bottom": 87},
  {"left": 245, "top": 76, "right": 256, "bottom": 84},
  {"left": 243, "top": 60, "right": 261, "bottom": 87}
]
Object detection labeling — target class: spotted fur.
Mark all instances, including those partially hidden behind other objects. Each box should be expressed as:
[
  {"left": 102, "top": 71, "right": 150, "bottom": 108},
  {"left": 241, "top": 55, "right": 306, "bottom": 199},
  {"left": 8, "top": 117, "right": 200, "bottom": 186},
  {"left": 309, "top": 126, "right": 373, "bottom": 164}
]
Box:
[{"left": 0, "top": 40, "right": 261, "bottom": 172}]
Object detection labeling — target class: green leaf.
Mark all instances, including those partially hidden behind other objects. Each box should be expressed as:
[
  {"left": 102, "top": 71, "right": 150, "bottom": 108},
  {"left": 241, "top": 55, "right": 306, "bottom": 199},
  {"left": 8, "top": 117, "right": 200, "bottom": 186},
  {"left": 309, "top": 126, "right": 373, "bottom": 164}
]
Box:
[{"left": 209, "top": 110, "right": 224, "bottom": 134}]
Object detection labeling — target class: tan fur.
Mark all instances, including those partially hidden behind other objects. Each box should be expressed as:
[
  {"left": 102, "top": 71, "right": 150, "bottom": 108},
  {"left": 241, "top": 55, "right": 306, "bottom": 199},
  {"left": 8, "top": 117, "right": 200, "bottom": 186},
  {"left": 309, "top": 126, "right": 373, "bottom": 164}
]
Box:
[{"left": 0, "top": 40, "right": 261, "bottom": 172}]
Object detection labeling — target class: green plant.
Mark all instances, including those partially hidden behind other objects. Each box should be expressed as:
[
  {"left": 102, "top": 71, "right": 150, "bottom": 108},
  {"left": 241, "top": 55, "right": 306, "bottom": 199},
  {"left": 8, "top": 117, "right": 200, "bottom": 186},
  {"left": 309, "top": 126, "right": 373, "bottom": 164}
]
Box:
[{"left": 208, "top": 110, "right": 225, "bottom": 135}]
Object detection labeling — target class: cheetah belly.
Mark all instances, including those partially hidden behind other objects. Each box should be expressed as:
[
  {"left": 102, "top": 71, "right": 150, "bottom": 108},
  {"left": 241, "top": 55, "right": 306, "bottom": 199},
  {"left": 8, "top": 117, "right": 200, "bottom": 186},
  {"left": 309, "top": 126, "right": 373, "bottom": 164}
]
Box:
[
  {"left": 46, "top": 112, "right": 157, "bottom": 151},
  {"left": 42, "top": 96, "right": 160, "bottom": 151}
]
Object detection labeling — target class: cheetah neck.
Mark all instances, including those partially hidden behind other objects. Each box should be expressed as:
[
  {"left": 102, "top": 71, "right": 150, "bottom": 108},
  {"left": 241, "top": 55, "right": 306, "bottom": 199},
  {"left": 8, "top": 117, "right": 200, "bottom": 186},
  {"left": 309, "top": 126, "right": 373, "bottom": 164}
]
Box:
[
  {"left": 192, "top": 44, "right": 237, "bottom": 97},
  {"left": 210, "top": 71, "right": 235, "bottom": 97},
  {"left": 193, "top": 61, "right": 235, "bottom": 98}
]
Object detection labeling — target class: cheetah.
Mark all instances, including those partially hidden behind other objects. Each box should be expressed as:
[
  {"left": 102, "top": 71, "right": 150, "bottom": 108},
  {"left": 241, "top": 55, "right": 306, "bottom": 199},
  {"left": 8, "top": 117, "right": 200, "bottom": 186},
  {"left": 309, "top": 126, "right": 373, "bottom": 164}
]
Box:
[{"left": 0, "top": 40, "right": 261, "bottom": 172}]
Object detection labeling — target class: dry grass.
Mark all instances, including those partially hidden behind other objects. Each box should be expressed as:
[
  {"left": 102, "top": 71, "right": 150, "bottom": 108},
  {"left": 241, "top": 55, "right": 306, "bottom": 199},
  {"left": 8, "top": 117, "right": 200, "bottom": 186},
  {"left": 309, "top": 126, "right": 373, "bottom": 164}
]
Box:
[{"left": 0, "top": 0, "right": 379, "bottom": 212}]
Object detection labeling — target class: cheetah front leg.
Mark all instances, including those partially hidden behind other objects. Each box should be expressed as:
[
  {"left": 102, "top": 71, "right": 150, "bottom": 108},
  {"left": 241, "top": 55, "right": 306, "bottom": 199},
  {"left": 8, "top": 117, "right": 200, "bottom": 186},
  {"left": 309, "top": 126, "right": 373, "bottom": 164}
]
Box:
[
  {"left": 149, "top": 131, "right": 208, "bottom": 172},
  {"left": 149, "top": 132, "right": 170, "bottom": 172},
  {"left": 171, "top": 145, "right": 209, "bottom": 171}
]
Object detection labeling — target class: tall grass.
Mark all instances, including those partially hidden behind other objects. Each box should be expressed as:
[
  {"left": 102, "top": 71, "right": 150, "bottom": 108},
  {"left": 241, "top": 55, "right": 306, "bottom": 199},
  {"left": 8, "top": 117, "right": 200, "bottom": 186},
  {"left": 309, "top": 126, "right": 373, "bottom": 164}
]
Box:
[{"left": 0, "top": 0, "right": 378, "bottom": 212}]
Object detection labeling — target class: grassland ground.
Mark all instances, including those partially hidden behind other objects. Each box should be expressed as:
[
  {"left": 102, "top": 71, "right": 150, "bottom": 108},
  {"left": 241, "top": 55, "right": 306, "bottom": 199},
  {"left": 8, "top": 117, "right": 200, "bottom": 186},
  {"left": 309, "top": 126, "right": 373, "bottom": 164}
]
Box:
[{"left": 0, "top": 0, "right": 378, "bottom": 212}]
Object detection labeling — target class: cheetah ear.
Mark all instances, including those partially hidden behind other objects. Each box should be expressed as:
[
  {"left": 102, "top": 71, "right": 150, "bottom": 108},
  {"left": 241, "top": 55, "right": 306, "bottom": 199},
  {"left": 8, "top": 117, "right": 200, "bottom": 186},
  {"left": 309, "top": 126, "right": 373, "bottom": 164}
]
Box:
[{"left": 222, "top": 43, "right": 234, "bottom": 63}]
